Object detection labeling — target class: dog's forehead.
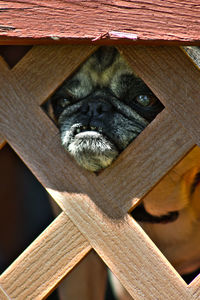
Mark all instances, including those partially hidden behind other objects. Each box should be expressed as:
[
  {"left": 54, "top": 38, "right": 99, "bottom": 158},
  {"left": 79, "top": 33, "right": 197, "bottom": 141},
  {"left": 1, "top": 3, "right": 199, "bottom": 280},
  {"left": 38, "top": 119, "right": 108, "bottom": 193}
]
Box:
[{"left": 63, "top": 47, "right": 137, "bottom": 99}]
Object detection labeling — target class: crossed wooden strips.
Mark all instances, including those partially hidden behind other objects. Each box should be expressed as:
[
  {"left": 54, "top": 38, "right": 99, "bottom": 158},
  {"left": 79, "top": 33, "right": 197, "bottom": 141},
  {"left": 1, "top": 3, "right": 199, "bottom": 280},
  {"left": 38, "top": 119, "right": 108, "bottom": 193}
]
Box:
[{"left": 0, "top": 45, "right": 200, "bottom": 299}]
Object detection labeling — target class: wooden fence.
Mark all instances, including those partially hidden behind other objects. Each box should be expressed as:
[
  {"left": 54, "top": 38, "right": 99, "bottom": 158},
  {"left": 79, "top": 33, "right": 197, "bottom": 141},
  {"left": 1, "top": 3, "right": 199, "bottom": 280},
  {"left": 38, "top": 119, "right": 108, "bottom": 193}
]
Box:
[
  {"left": 0, "top": 44, "right": 199, "bottom": 300},
  {"left": 0, "top": 1, "right": 200, "bottom": 299}
]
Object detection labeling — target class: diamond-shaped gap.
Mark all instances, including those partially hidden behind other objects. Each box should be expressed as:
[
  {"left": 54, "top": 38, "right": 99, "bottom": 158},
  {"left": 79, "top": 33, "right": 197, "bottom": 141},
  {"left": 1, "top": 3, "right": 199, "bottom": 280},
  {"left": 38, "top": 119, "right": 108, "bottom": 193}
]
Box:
[
  {"left": 130, "top": 145, "right": 200, "bottom": 285},
  {"left": 0, "top": 144, "right": 61, "bottom": 299},
  {"left": 56, "top": 249, "right": 110, "bottom": 300},
  {"left": 0, "top": 144, "right": 58, "bottom": 273},
  {"left": 42, "top": 46, "right": 164, "bottom": 173},
  {"left": 57, "top": 247, "right": 172, "bottom": 300},
  {"left": 107, "top": 268, "right": 134, "bottom": 300},
  {"left": 0, "top": 46, "right": 32, "bottom": 69},
  {"left": 56, "top": 248, "right": 127, "bottom": 300}
]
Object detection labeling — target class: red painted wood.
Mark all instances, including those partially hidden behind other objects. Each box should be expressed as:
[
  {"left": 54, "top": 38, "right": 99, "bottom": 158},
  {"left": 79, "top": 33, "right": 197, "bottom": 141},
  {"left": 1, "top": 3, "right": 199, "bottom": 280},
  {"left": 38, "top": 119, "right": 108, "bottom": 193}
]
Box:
[{"left": 0, "top": 0, "right": 199, "bottom": 45}]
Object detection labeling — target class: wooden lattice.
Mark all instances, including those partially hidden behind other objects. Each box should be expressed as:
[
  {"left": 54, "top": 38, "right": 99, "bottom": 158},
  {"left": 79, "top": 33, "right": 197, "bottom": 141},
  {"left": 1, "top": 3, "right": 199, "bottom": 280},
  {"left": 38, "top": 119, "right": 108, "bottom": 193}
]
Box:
[{"left": 0, "top": 44, "right": 200, "bottom": 299}]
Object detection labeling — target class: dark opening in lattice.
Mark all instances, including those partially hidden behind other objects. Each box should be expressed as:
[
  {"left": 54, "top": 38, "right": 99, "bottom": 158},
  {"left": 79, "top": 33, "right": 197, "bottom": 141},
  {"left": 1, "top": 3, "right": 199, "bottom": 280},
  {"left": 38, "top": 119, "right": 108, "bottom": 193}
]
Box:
[
  {"left": 43, "top": 46, "right": 164, "bottom": 172},
  {"left": 0, "top": 46, "right": 31, "bottom": 69},
  {"left": 0, "top": 144, "right": 57, "bottom": 274}
]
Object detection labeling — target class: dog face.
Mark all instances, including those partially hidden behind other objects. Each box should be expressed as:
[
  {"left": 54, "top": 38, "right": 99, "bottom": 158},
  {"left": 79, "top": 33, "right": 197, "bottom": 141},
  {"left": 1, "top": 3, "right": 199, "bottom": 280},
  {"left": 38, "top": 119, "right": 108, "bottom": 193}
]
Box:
[{"left": 51, "top": 47, "right": 163, "bottom": 171}]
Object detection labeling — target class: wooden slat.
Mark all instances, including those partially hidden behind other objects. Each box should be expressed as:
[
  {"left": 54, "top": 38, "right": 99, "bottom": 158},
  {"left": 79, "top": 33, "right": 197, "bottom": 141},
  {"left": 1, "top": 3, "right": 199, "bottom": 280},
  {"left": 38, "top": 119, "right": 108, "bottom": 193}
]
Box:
[
  {"left": 0, "top": 1, "right": 200, "bottom": 44},
  {"left": 10, "top": 44, "right": 197, "bottom": 215},
  {"left": 189, "top": 275, "right": 200, "bottom": 298},
  {"left": 0, "top": 56, "right": 95, "bottom": 209},
  {"left": 0, "top": 49, "right": 196, "bottom": 299},
  {"left": 0, "top": 213, "right": 91, "bottom": 300},
  {"left": 48, "top": 191, "right": 191, "bottom": 300},
  {"left": 117, "top": 45, "right": 200, "bottom": 146},
  {"left": 0, "top": 286, "right": 9, "bottom": 300},
  {"left": 99, "top": 109, "right": 194, "bottom": 214},
  {"left": 0, "top": 46, "right": 194, "bottom": 217},
  {"left": 4, "top": 45, "right": 195, "bottom": 216},
  {"left": 12, "top": 45, "right": 97, "bottom": 105}
]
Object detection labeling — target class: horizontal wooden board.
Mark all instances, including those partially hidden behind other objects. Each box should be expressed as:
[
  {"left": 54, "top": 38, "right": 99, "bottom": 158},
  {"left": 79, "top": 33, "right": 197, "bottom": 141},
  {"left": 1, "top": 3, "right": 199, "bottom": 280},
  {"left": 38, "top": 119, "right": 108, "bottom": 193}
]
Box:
[
  {"left": 0, "top": 1, "right": 200, "bottom": 44},
  {"left": 0, "top": 213, "right": 91, "bottom": 299}
]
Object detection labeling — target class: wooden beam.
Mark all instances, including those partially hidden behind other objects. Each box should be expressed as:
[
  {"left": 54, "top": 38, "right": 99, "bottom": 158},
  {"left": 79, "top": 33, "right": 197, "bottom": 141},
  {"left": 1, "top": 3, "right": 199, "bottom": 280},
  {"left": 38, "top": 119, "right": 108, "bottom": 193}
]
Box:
[{"left": 0, "top": 1, "right": 200, "bottom": 45}]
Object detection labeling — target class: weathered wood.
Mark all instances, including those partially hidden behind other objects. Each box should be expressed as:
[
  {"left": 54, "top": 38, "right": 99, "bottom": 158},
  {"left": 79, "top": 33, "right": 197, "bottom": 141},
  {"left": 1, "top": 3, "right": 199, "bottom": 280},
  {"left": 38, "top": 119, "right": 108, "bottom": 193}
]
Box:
[
  {"left": 0, "top": 48, "right": 197, "bottom": 299},
  {"left": 118, "top": 45, "right": 200, "bottom": 146},
  {"left": 0, "top": 213, "right": 91, "bottom": 299},
  {"left": 0, "top": 1, "right": 200, "bottom": 45}
]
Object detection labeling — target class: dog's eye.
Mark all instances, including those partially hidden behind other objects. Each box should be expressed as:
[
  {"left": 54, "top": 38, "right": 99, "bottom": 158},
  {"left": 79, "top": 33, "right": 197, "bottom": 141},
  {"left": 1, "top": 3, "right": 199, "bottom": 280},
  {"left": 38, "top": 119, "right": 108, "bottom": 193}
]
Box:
[
  {"left": 58, "top": 98, "right": 71, "bottom": 108},
  {"left": 135, "top": 95, "right": 157, "bottom": 107}
]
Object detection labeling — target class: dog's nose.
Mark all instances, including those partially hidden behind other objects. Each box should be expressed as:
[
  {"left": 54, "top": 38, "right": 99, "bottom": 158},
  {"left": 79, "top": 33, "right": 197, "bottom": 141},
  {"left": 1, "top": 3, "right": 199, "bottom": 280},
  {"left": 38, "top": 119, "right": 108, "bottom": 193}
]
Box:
[{"left": 81, "top": 100, "right": 112, "bottom": 117}]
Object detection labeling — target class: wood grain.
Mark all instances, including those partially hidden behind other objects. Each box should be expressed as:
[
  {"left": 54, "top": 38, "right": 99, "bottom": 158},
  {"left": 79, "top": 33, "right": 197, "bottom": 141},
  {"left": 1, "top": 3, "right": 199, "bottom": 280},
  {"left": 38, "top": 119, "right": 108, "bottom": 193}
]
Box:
[
  {"left": 2, "top": 44, "right": 195, "bottom": 217},
  {"left": 0, "top": 286, "right": 10, "bottom": 300},
  {"left": 189, "top": 274, "right": 200, "bottom": 298},
  {"left": 12, "top": 45, "right": 97, "bottom": 105},
  {"left": 0, "top": 48, "right": 197, "bottom": 299},
  {"left": 0, "top": 47, "right": 194, "bottom": 217},
  {"left": 48, "top": 191, "right": 191, "bottom": 300},
  {"left": 58, "top": 250, "right": 107, "bottom": 300},
  {"left": 0, "top": 213, "right": 91, "bottom": 299},
  {"left": 0, "top": 1, "right": 200, "bottom": 44},
  {"left": 117, "top": 45, "right": 200, "bottom": 146},
  {"left": 0, "top": 55, "right": 96, "bottom": 207},
  {"left": 99, "top": 109, "right": 194, "bottom": 214}
]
